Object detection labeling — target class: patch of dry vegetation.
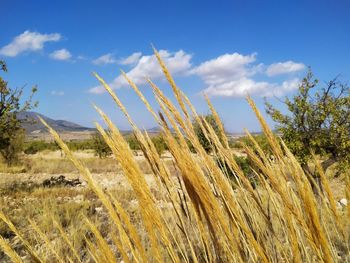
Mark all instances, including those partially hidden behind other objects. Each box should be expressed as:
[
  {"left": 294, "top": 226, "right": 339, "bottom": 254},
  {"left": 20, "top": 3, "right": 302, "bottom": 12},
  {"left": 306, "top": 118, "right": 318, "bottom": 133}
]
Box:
[
  {"left": 0, "top": 48, "right": 349, "bottom": 262},
  {"left": 0, "top": 150, "right": 155, "bottom": 175}
]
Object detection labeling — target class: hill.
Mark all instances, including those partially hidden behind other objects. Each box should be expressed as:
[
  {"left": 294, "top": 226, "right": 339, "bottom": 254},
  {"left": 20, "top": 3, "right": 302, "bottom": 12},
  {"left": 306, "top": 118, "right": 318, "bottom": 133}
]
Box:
[{"left": 18, "top": 111, "right": 95, "bottom": 134}]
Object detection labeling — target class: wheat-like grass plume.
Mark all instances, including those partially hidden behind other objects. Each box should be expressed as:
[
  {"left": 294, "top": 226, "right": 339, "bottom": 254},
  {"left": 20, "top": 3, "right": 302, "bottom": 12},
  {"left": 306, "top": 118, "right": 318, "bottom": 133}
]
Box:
[
  {"left": 0, "top": 236, "right": 23, "bottom": 263},
  {"left": 0, "top": 46, "right": 348, "bottom": 263}
]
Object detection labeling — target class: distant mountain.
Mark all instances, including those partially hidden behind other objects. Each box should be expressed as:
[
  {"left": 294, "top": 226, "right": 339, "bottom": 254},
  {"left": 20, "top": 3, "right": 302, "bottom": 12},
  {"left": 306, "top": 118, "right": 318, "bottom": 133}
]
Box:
[
  {"left": 18, "top": 111, "right": 95, "bottom": 134},
  {"left": 146, "top": 126, "right": 162, "bottom": 133},
  {"left": 17, "top": 111, "right": 262, "bottom": 137}
]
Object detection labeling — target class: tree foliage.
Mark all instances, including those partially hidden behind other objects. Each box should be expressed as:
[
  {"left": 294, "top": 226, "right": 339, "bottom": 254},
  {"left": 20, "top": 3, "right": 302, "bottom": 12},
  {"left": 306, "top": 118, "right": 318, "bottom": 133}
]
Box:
[
  {"left": 125, "top": 135, "right": 141, "bottom": 151},
  {"left": 151, "top": 135, "right": 168, "bottom": 155},
  {"left": 0, "top": 60, "right": 37, "bottom": 164},
  {"left": 193, "top": 114, "right": 222, "bottom": 153},
  {"left": 231, "top": 134, "right": 272, "bottom": 156},
  {"left": 265, "top": 69, "right": 350, "bottom": 174},
  {"left": 92, "top": 132, "right": 112, "bottom": 158}
]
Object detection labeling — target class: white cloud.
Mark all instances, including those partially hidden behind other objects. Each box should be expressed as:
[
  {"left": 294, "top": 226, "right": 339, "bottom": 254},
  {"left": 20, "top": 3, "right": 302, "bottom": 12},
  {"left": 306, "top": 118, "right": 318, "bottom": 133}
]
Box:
[
  {"left": 51, "top": 90, "right": 65, "bottom": 96},
  {"left": 191, "top": 53, "right": 258, "bottom": 85},
  {"left": 77, "top": 55, "right": 87, "bottom": 60},
  {"left": 119, "top": 52, "right": 142, "bottom": 65},
  {"left": 266, "top": 61, "right": 305, "bottom": 76},
  {"left": 92, "top": 53, "right": 117, "bottom": 65},
  {"left": 204, "top": 78, "right": 300, "bottom": 97},
  {"left": 49, "top": 49, "right": 72, "bottom": 61},
  {"left": 89, "top": 49, "right": 303, "bottom": 97},
  {"left": 193, "top": 53, "right": 301, "bottom": 97},
  {"left": 89, "top": 49, "right": 192, "bottom": 94},
  {"left": 0, "top": 30, "right": 61, "bottom": 57}
]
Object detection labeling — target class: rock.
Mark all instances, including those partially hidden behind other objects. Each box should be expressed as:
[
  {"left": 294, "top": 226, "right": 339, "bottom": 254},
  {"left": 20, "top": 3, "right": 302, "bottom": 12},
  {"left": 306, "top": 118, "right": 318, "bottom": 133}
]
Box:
[
  {"left": 339, "top": 198, "right": 347, "bottom": 206},
  {"left": 63, "top": 197, "right": 72, "bottom": 202},
  {"left": 42, "top": 175, "right": 82, "bottom": 188},
  {"left": 73, "top": 195, "right": 84, "bottom": 203},
  {"left": 337, "top": 198, "right": 347, "bottom": 210},
  {"left": 95, "top": 207, "right": 103, "bottom": 213}
]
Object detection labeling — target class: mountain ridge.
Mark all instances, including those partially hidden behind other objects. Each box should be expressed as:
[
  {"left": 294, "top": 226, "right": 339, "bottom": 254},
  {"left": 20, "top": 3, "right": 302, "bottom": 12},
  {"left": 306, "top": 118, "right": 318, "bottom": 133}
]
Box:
[{"left": 18, "top": 111, "right": 95, "bottom": 134}]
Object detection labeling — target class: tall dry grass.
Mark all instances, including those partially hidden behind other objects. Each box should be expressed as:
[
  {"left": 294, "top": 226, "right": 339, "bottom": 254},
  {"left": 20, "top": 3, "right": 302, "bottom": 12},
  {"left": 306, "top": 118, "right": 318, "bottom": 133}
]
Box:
[{"left": 0, "top": 48, "right": 349, "bottom": 262}]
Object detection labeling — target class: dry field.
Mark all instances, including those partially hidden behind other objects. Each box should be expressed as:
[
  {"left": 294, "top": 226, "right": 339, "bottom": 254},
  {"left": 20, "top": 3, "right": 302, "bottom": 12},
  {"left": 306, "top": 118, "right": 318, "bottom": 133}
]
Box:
[
  {"left": 1, "top": 149, "right": 348, "bottom": 263},
  {"left": 0, "top": 49, "right": 349, "bottom": 262},
  {"left": 26, "top": 131, "right": 96, "bottom": 142}
]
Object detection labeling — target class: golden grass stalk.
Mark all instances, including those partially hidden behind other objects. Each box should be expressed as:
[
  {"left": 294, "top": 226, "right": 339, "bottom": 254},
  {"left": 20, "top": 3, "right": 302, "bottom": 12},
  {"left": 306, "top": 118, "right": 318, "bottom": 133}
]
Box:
[
  {"left": 84, "top": 217, "right": 116, "bottom": 263},
  {"left": 39, "top": 116, "right": 145, "bottom": 262},
  {"left": 153, "top": 75, "right": 267, "bottom": 261},
  {"left": 312, "top": 153, "right": 341, "bottom": 227},
  {"left": 246, "top": 96, "right": 284, "bottom": 160},
  {"left": 0, "top": 236, "right": 23, "bottom": 263},
  {"left": 52, "top": 218, "right": 82, "bottom": 263},
  {"left": 152, "top": 46, "right": 190, "bottom": 120},
  {"left": 28, "top": 218, "right": 64, "bottom": 263},
  {"left": 246, "top": 99, "right": 334, "bottom": 262},
  {"left": 0, "top": 211, "right": 43, "bottom": 263},
  {"left": 93, "top": 109, "right": 180, "bottom": 263},
  {"left": 346, "top": 177, "right": 350, "bottom": 220},
  {"left": 203, "top": 93, "right": 230, "bottom": 150}
]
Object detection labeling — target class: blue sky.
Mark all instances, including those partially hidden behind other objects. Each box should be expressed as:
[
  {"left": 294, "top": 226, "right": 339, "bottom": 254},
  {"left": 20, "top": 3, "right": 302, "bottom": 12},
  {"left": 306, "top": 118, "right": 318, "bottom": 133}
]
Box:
[{"left": 1, "top": 0, "right": 349, "bottom": 132}]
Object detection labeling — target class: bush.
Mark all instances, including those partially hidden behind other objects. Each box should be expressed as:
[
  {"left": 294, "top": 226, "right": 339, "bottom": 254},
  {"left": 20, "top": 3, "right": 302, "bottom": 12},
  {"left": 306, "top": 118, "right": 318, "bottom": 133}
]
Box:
[
  {"left": 239, "top": 134, "right": 272, "bottom": 155},
  {"left": 126, "top": 135, "right": 141, "bottom": 151},
  {"left": 24, "top": 141, "right": 58, "bottom": 154},
  {"left": 151, "top": 135, "right": 168, "bottom": 155},
  {"left": 216, "top": 156, "right": 257, "bottom": 188},
  {"left": 193, "top": 114, "right": 222, "bottom": 153},
  {"left": 92, "top": 133, "right": 112, "bottom": 158},
  {"left": 66, "top": 140, "right": 94, "bottom": 151},
  {"left": 0, "top": 130, "right": 25, "bottom": 165}
]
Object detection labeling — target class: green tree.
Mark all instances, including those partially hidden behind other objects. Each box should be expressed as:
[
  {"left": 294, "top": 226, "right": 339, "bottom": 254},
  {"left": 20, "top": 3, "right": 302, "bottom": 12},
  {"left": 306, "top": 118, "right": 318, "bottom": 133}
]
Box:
[
  {"left": 151, "top": 135, "right": 168, "bottom": 155},
  {"left": 265, "top": 70, "right": 350, "bottom": 176},
  {"left": 192, "top": 114, "right": 257, "bottom": 185},
  {"left": 232, "top": 134, "right": 272, "bottom": 155},
  {"left": 193, "top": 114, "right": 222, "bottom": 153},
  {"left": 92, "top": 132, "right": 112, "bottom": 158},
  {"left": 0, "top": 60, "right": 37, "bottom": 164},
  {"left": 126, "top": 135, "right": 141, "bottom": 151}
]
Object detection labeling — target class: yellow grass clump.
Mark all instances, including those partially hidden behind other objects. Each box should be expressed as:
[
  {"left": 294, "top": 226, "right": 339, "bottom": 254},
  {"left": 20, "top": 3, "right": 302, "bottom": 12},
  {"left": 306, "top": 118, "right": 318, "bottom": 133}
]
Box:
[{"left": 0, "top": 47, "right": 349, "bottom": 262}]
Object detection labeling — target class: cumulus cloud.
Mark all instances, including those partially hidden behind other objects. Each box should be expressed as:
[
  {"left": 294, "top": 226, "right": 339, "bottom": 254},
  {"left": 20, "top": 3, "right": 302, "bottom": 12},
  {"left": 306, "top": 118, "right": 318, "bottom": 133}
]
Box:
[
  {"left": 0, "top": 30, "right": 61, "bottom": 57},
  {"left": 89, "top": 50, "right": 192, "bottom": 94},
  {"left": 204, "top": 78, "right": 300, "bottom": 97},
  {"left": 119, "top": 52, "right": 142, "bottom": 65},
  {"left": 92, "top": 53, "right": 117, "bottom": 65},
  {"left": 191, "top": 53, "right": 258, "bottom": 84},
  {"left": 266, "top": 61, "right": 305, "bottom": 76},
  {"left": 193, "top": 53, "right": 301, "bottom": 97},
  {"left": 49, "top": 49, "right": 72, "bottom": 61},
  {"left": 51, "top": 90, "right": 65, "bottom": 96},
  {"left": 89, "top": 49, "right": 303, "bottom": 97}
]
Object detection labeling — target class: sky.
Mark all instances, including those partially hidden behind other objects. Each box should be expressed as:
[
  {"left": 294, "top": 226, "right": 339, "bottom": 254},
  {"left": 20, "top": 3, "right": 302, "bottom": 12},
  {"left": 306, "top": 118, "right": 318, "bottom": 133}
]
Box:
[{"left": 1, "top": 0, "right": 349, "bottom": 132}]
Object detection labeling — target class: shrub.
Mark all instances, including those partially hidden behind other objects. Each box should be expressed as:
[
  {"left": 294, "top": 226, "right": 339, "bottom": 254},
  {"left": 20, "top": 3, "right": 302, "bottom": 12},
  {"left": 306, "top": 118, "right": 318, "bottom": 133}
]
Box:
[
  {"left": 193, "top": 114, "right": 222, "bottom": 153},
  {"left": 66, "top": 139, "right": 94, "bottom": 151},
  {"left": 24, "top": 141, "right": 58, "bottom": 154},
  {"left": 151, "top": 135, "right": 168, "bottom": 155},
  {"left": 0, "top": 130, "right": 25, "bottom": 165},
  {"left": 91, "top": 133, "right": 112, "bottom": 158},
  {"left": 125, "top": 135, "right": 141, "bottom": 151}
]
